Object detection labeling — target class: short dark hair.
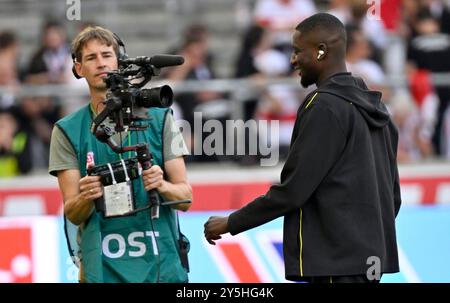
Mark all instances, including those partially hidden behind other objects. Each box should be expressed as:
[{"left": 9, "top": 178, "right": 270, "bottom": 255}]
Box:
[
  {"left": 185, "top": 24, "right": 208, "bottom": 40},
  {"left": 0, "top": 31, "right": 16, "bottom": 50},
  {"left": 416, "top": 8, "right": 437, "bottom": 23},
  {"left": 295, "top": 13, "right": 346, "bottom": 40},
  {"left": 345, "top": 23, "right": 362, "bottom": 50},
  {"left": 43, "top": 19, "right": 64, "bottom": 32}
]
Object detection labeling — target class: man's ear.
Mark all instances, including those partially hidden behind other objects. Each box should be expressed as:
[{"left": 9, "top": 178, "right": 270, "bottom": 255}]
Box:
[
  {"left": 317, "top": 43, "right": 328, "bottom": 60},
  {"left": 74, "top": 61, "right": 84, "bottom": 78}
]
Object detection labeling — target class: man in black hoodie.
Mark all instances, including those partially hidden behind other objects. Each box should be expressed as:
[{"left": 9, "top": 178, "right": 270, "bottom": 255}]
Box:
[{"left": 204, "top": 13, "right": 401, "bottom": 283}]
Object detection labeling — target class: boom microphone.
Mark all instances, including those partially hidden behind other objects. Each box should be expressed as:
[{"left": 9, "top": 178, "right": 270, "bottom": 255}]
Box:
[
  {"left": 150, "top": 55, "right": 185, "bottom": 68},
  {"left": 121, "top": 55, "right": 184, "bottom": 68}
]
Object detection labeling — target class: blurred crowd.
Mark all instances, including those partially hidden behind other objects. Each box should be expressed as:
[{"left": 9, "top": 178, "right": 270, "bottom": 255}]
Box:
[{"left": 1, "top": 0, "right": 450, "bottom": 177}]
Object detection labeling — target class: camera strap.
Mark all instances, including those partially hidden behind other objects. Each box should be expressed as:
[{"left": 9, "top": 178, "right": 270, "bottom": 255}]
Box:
[
  {"left": 120, "top": 159, "right": 130, "bottom": 182},
  {"left": 107, "top": 163, "right": 117, "bottom": 185}
]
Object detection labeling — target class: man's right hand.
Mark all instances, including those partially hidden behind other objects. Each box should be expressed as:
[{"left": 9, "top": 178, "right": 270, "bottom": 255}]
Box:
[
  {"left": 204, "top": 216, "right": 229, "bottom": 245},
  {"left": 78, "top": 175, "right": 103, "bottom": 201}
]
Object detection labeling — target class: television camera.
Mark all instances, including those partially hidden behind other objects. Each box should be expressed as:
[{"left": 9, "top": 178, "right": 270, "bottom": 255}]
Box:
[{"left": 87, "top": 54, "right": 190, "bottom": 219}]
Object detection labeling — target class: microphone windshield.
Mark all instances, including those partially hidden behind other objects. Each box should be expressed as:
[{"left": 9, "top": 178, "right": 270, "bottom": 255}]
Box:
[{"left": 149, "top": 55, "right": 184, "bottom": 68}]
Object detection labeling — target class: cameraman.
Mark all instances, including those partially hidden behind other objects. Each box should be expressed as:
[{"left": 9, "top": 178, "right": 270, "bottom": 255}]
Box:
[{"left": 48, "top": 26, "right": 192, "bottom": 283}]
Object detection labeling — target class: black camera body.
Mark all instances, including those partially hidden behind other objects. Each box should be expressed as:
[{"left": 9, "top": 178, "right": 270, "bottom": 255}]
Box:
[
  {"left": 87, "top": 158, "right": 140, "bottom": 186},
  {"left": 103, "top": 73, "right": 174, "bottom": 110}
]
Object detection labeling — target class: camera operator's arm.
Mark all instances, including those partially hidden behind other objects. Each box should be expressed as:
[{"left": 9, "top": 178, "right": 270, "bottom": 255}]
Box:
[
  {"left": 142, "top": 157, "right": 192, "bottom": 211},
  {"left": 57, "top": 169, "right": 103, "bottom": 225}
]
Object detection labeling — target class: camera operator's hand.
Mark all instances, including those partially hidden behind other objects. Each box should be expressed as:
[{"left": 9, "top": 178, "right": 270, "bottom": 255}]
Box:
[
  {"left": 142, "top": 165, "right": 168, "bottom": 193},
  {"left": 79, "top": 175, "right": 103, "bottom": 201}
]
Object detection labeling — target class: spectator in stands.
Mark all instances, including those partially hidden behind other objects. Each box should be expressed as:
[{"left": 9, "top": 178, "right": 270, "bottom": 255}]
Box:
[
  {"left": 407, "top": 8, "right": 450, "bottom": 156},
  {"left": 0, "top": 31, "right": 20, "bottom": 109},
  {"left": 253, "top": 48, "right": 300, "bottom": 158},
  {"left": 253, "top": 0, "right": 317, "bottom": 58},
  {"left": 235, "top": 24, "right": 271, "bottom": 79},
  {"left": 166, "top": 26, "right": 229, "bottom": 162},
  {"left": 345, "top": 24, "right": 391, "bottom": 100},
  {"left": 9, "top": 95, "right": 60, "bottom": 172},
  {"left": 166, "top": 26, "right": 222, "bottom": 124},
  {"left": 389, "top": 91, "right": 433, "bottom": 162},
  {"left": 234, "top": 24, "right": 272, "bottom": 121},
  {"left": 409, "top": 69, "right": 439, "bottom": 154},
  {"left": 0, "top": 29, "right": 59, "bottom": 174},
  {"left": 166, "top": 24, "right": 215, "bottom": 75},
  {"left": 231, "top": 24, "right": 272, "bottom": 165},
  {"left": 0, "top": 60, "right": 63, "bottom": 174},
  {"left": 20, "top": 20, "right": 67, "bottom": 165},
  {"left": 26, "top": 20, "right": 72, "bottom": 84},
  {"left": 419, "top": 0, "right": 450, "bottom": 35},
  {"left": 0, "top": 109, "right": 32, "bottom": 177},
  {"left": 401, "top": 0, "right": 421, "bottom": 38},
  {"left": 348, "top": 0, "right": 388, "bottom": 64},
  {"left": 205, "top": 13, "right": 401, "bottom": 283}
]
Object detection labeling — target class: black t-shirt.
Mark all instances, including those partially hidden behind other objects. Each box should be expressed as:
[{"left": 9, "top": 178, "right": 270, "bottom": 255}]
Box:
[{"left": 407, "top": 33, "right": 450, "bottom": 72}]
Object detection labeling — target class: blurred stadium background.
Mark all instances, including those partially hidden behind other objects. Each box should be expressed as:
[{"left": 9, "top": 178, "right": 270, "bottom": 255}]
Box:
[{"left": 0, "top": 0, "right": 450, "bottom": 282}]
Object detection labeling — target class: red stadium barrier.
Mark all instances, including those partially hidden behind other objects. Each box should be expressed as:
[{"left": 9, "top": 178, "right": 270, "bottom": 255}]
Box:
[{"left": 0, "top": 175, "right": 449, "bottom": 216}]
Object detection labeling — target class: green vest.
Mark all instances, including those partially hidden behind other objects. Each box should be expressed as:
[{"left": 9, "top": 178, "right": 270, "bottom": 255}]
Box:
[{"left": 56, "top": 105, "right": 188, "bottom": 283}]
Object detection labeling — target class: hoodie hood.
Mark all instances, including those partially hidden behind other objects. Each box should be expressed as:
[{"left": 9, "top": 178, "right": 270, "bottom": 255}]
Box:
[{"left": 317, "top": 73, "right": 390, "bottom": 128}]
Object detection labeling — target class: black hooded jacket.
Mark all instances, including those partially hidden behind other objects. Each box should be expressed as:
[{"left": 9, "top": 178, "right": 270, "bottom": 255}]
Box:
[{"left": 228, "top": 73, "right": 401, "bottom": 280}]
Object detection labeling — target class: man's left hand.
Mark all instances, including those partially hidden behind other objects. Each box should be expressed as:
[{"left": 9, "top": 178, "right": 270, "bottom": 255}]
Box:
[
  {"left": 142, "top": 165, "right": 168, "bottom": 193},
  {"left": 204, "top": 216, "right": 229, "bottom": 245}
]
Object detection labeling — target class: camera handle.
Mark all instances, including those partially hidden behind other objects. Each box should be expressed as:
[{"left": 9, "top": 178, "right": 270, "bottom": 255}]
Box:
[
  {"left": 135, "top": 144, "right": 191, "bottom": 219},
  {"left": 136, "top": 143, "right": 161, "bottom": 219}
]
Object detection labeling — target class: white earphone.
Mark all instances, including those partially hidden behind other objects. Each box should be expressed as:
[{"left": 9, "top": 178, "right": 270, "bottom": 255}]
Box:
[{"left": 317, "top": 50, "right": 325, "bottom": 60}]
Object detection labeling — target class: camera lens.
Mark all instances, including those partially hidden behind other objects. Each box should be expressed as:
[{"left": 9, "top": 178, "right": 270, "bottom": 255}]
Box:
[{"left": 136, "top": 85, "right": 173, "bottom": 108}]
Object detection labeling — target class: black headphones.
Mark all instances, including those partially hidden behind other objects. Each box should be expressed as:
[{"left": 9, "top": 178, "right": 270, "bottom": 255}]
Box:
[{"left": 71, "top": 32, "right": 127, "bottom": 79}]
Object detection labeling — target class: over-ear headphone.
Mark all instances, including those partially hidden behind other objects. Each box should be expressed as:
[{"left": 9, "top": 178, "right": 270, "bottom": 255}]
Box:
[
  {"left": 71, "top": 32, "right": 127, "bottom": 79},
  {"left": 317, "top": 50, "right": 325, "bottom": 60}
]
